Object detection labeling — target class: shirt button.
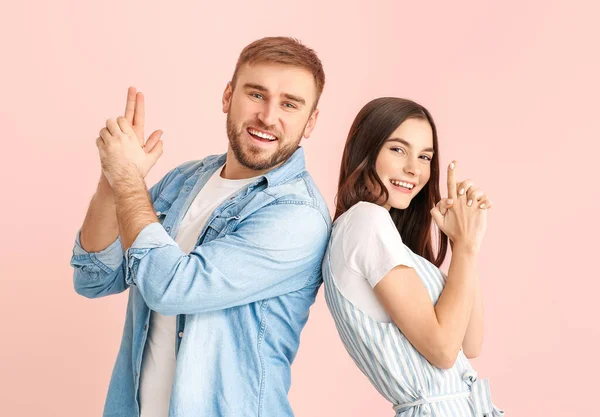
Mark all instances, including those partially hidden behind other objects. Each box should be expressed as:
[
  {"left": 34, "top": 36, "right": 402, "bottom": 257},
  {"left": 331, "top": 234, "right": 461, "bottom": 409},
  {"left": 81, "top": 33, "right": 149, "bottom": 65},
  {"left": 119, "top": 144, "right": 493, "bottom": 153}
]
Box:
[
  {"left": 185, "top": 187, "right": 192, "bottom": 192},
  {"left": 178, "top": 331, "right": 184, "bottom": 338},
  {"left": 155, "top": 211, "right": 162, "bottom": 216},
  {"left": 144, "top": 324, "right": 148, "bottom": 331},
  {"left": 135, "top": 372, "right": 139, "bottom": 378},
  {"left": 166, "top": 227, "right": 171, "bottom": 232}
]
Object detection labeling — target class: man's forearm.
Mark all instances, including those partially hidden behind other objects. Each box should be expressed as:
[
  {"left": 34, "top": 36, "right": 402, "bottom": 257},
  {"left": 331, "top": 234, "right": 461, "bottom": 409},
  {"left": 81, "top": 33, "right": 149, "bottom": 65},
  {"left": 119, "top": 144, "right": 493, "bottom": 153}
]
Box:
[
  {"left": 79, "top": 174, "right": 120, "bottom": 252},
  {"left": 113, "top": 167, "right": 158, "bottom": 251}
]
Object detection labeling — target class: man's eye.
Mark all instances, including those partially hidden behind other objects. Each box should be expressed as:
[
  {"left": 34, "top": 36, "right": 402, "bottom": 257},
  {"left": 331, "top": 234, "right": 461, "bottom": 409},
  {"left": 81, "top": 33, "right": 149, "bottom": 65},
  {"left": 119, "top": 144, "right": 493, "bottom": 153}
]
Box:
[{"left": 251, "top": 93, "right": 263, "bottom": 99}]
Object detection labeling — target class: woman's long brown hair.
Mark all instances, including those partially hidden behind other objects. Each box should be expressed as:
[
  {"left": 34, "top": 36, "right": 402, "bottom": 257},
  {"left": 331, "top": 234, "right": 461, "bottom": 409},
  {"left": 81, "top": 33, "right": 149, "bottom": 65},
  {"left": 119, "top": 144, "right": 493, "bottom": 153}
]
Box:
[{"left": 334, "top": 97, "right": 448, "bottom": 267}]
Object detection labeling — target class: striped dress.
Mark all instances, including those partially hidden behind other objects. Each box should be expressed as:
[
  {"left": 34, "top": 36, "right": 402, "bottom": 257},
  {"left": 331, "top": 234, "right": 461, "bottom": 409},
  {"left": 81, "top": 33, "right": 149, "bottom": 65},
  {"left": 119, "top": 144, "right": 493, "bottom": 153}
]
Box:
[{"left": 322, "top": 202, "right": 504, "bottom": 416}]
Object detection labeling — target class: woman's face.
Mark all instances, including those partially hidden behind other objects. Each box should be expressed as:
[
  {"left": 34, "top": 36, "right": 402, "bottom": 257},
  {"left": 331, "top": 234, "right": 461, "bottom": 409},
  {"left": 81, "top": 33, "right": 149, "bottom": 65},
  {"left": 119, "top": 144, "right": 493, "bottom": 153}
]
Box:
[{"left": 374, "top": 117, "right": 434, "bottom": 210}]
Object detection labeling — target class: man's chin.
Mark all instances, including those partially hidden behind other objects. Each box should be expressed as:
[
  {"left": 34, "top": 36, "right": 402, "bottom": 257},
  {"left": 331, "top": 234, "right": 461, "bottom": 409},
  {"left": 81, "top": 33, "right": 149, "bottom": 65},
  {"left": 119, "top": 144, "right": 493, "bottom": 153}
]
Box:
[
  {"left": 235, "top": 148, "right": 279, "bottom": 171},
  {"left": 241, "top": 158, "right": 273, "bottom": 171}
]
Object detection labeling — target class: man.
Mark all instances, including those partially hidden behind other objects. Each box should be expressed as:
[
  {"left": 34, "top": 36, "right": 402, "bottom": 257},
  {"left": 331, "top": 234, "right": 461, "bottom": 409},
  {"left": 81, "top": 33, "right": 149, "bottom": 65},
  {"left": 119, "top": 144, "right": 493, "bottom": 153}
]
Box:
[{"left": 70, "top": 37, "right": 330, "bottom": 417}]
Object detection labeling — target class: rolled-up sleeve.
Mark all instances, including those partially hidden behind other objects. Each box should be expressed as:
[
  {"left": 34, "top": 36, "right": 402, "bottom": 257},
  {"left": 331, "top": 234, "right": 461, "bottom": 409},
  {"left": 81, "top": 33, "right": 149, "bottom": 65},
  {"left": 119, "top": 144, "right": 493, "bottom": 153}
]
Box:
[
  {"left": 124, "top": 202, "right": 330, "bottom": 316},
  {"left": 124, "top": 222, "right": 178, "bottom": 286},
  {"left": 70, "top": 230, "right": 127, "bottom": 298}
]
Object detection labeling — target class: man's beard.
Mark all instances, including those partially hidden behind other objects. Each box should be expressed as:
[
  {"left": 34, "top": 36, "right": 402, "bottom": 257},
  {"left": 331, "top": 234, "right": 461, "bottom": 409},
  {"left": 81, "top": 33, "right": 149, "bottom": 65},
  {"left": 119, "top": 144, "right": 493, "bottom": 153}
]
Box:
[{"left": 226, "top": 113, "right": 303, "bottom": 171}]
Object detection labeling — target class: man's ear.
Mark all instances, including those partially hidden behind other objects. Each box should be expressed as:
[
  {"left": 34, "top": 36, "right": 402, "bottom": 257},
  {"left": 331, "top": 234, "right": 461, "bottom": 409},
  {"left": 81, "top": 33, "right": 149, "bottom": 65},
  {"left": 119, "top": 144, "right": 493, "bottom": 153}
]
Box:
[
  {"left": 303, "top": 108, "right": 320, "bottom": 139},
  {"left": 222, "top": 82, "right": 233, "bottom": 113}
]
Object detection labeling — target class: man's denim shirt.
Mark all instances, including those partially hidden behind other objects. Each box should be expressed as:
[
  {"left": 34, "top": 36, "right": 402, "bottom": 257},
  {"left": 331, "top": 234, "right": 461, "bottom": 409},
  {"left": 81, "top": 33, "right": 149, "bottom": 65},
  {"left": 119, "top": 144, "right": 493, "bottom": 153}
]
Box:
[{"left": 70, "top": 148, "right": 332, "bottom": 417}]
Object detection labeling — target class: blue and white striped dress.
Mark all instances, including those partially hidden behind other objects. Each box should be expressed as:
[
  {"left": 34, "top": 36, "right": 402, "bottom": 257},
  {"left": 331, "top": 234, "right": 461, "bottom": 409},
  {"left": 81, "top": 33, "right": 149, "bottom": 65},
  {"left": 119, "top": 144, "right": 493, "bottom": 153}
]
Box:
[{"left": 322, "top": 202, "right": 504, "bottom": 416}]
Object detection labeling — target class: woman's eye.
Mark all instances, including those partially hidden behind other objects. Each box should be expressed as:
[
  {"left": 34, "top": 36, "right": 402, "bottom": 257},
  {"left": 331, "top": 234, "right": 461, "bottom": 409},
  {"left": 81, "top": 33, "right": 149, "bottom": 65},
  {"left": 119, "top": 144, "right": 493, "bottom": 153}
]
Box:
[
  {"left": 420, "top": 155, "right": 432, "bottom": 161},
  {"left": 391, "top": 147, "right": 405, "bottom": 154}
]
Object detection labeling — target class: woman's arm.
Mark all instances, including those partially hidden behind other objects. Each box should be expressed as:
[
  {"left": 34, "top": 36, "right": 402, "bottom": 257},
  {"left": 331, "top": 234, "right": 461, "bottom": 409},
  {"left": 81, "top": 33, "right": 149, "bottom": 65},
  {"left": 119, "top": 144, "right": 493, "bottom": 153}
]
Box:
[
  {"left": 452, "top": 177, "right": 489, "bottom": 359},
  {"left": 462, "top": 275, "right": 484, "bottom": 358},
  {"left": 374, "top": 243, "right": 478, "bottom": 369}
]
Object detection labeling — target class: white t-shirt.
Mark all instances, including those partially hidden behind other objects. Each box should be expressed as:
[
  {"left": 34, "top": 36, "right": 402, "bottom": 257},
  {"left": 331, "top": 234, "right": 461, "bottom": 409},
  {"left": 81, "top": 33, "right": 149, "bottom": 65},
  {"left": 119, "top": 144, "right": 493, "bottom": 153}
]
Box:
[
  {"left": 139, "top": 164, "right": 260, "bottom": 417},
  {"left": 327, "top": 201, "right": 416, "bottom": 323}
]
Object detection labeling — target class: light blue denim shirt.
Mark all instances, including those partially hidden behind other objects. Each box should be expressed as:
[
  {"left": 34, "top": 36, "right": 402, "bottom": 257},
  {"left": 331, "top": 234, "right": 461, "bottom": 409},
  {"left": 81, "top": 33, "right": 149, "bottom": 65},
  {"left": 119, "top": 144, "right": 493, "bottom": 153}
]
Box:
[{"left": 70, "top": 147, "right": 331, "bottom": 417}]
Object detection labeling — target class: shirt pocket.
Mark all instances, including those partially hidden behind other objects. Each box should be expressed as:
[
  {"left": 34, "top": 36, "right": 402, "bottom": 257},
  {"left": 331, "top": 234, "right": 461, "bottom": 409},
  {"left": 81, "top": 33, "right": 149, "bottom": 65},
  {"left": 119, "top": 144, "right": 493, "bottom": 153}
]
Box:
[{"left": 202, "top": 214, "right": 240, "bottom": 243}]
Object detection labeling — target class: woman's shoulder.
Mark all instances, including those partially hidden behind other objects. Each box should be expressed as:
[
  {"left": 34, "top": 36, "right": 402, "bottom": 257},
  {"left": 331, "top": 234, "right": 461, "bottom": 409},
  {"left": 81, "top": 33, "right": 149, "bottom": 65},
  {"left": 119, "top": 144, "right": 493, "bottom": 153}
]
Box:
[
  {"left": 336, "top": 201, "right": 393, "bottom": 227},
  {"left": 333, "top": 201, "right": 403, "bottom": 245}
]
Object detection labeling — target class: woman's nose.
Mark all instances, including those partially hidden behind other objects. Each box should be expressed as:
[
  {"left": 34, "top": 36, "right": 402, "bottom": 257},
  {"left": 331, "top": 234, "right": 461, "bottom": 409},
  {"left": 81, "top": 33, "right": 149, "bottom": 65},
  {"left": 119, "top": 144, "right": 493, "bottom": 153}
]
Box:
[{"left": 403, "top": 161, "right": 421, "bottom": 176}]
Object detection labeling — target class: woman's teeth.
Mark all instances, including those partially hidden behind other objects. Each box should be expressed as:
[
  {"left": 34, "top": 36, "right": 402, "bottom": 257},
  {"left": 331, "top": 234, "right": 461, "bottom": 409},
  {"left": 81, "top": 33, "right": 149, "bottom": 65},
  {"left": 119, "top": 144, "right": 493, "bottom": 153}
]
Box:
[
  {"left": 390, "top": 180, "right": 414, "bottom": 190},
  {"left": 248, "top": 129, "right": 277, "bottom": 141}
]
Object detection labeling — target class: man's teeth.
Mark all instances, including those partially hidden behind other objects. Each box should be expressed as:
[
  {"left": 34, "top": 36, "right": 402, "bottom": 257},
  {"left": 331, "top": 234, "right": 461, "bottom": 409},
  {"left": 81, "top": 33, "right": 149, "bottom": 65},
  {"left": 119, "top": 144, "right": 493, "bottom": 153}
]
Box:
[
  {"left": 391, "top": 180, "right": 414, "bottom": 190},
  {"left": 249, "top": 129, "right": 277, "bottom": 141}
]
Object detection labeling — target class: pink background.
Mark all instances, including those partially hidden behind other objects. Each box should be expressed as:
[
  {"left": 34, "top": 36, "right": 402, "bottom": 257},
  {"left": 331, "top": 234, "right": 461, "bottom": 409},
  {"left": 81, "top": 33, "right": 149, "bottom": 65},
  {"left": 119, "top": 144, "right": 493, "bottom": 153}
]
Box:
[{"left": 1, "top": 1, "right": 599, "bottom": 416}]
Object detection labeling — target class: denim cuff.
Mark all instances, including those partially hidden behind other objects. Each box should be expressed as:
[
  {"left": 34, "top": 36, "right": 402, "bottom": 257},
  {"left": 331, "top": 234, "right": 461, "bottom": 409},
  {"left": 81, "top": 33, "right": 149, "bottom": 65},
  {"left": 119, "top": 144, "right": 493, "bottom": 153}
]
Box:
[
  {"left": 71, "top": 229, "right": 124, "bottom": 273},
  {"left": 124, "top": 222, "right": 177, "bottom": 286}
]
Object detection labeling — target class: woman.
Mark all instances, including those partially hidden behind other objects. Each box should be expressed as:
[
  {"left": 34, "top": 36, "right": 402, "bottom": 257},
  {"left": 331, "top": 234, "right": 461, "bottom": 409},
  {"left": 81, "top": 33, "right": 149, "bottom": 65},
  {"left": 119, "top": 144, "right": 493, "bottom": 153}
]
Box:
[{"left": 322, "top": 97, "right": 504, "bottom": 416}]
